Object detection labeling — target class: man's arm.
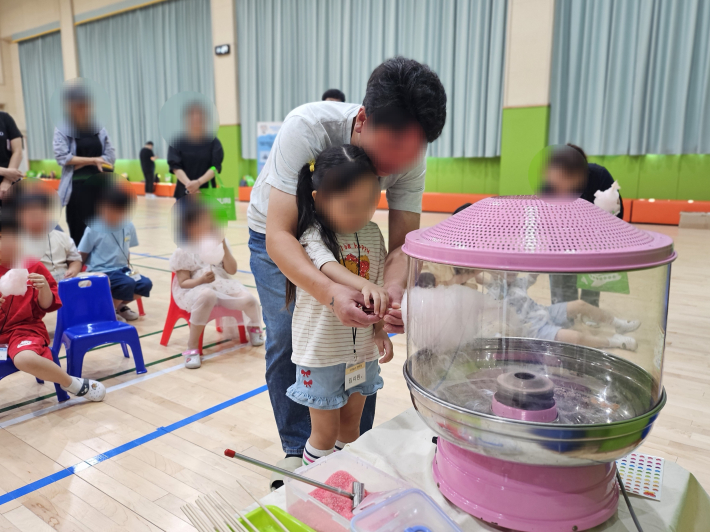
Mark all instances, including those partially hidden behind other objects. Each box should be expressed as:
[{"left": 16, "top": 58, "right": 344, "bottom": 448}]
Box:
[
  {"left": 382, "top": 209, "right": 419, "bottom": 333},
  {"left": 266, "top": 188, "right": 379, "bottom": 328},
  {"left": 0, "top": 138, "right": 24, "bottom": 198}
]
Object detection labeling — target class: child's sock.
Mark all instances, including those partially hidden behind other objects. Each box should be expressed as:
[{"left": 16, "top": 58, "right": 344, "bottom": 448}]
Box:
[
  {"left": 334, "top": 440, "right": 346, "bottom": 452},
  {"left": 61, "top": 376, "right": 83, "bottom": 394},
  {"left": 303, "top": 440, "right": 333, "bottom": 466}
]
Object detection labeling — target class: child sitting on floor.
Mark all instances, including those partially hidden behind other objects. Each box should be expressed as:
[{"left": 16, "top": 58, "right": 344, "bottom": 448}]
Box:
[
  {"left": 170, "top": 197, "right": 264, "bottom": 369},
  {"left": 285, "top": 145, "right": 392, "bottom": 467},
  {"left": 0, "top": 187, "right": 105, "bottom": 400},
  {"left": 78, "top": 185, "right": 152, "bottom": 322},
  {"left": 480, "top": 271, "right": 641, "bottom": 351}
]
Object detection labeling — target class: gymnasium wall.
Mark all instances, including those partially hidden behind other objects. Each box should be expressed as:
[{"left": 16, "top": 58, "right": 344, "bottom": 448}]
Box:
[{"left": 9, "top": 0, "right": 710, "bottom": 203}]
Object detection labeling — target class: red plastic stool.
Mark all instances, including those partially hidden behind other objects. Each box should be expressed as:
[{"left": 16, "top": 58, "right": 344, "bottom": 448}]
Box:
[
  {"left": 136, "top": 297, "right": 146, "bottom": 316},
  {"left": 160, "top": 273, "right": 248, "bottom": 355}
]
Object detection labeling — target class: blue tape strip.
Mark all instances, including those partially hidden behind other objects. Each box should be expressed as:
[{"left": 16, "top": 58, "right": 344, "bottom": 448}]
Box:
[
  {"left": 131, "top": 252, "right": 169, "bottom": 261},
  {"left": 0, "top": 384, "right": 268, "bottom": 506}
]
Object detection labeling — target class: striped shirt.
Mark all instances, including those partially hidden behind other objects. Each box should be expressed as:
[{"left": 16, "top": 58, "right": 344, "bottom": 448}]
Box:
[{"left": 292, "top": 221, "right": 387, "bottom": 367}]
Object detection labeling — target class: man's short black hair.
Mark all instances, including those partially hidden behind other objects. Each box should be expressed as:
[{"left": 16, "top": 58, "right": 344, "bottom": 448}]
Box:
[
  {"left": 363, "top": 57, "right": 447, "bottom": 143},
  {"left": 322, "top": 89, "right": 346, "bottom": 102},
  {"left": 146, "top": 141, "right": 154, "bottom": 146}
]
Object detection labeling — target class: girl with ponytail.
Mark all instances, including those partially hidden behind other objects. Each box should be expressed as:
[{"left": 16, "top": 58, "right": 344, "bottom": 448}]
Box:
[{"left": 286, "top": 145, "right": 393, "bottom": 466}]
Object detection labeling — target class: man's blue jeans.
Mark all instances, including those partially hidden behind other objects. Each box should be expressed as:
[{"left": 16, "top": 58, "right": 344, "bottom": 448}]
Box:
[{"left": 249, "top": 229, "right": 377, "bottom": 455}]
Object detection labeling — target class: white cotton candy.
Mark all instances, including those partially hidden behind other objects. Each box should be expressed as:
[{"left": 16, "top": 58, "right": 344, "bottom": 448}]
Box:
[
  {"left": 0, "top": 269, "right": 29, "bottom": 297},
  {"left": 198, "top": 237, "right": 225, "bottom": 265},
  {"left": 405, "top": 285, "right": 524, "bottom": 354},
  {"left": 594, "top": 181, "right": 621, "bottom": 216}
]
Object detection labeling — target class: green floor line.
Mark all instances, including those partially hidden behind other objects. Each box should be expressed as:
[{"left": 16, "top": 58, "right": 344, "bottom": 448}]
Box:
[{"left": 0, "top": 338, "right": 232, "bottom": 415}]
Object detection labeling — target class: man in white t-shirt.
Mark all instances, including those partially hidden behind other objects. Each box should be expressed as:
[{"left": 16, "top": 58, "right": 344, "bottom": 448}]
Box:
[{"left": 247, "top": 57, "right": 447, "bottom": 485}]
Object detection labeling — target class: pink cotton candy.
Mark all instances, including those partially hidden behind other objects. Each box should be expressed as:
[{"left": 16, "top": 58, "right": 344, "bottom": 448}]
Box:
[
  {"left": 309, "top": 470, "right": 367, "bottom": 520},
  {"left": 0, "top": 269, "right": 29, "bottom": 296}
]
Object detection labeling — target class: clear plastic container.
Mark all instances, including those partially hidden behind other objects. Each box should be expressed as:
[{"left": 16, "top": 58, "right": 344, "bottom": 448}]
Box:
[
  {"left": 284, "top": 452, "right": 410, "bottom": 532},
  {"left": 350, "top": 488, "right": 461, "bottom": 532},
  {"left": 401, "top": 196, "right": 676, "bottom": 467}
]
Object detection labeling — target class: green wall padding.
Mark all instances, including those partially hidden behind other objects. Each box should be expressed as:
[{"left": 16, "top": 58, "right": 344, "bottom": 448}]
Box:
[
  {"left": 638, "top": 155, "right": 682, "bottom": 200},
  {"left": 499, "top": 106, "right": 550, "bottom": 195},
  {"left": 424, "top": 157, "right": 500, "bottom": 194},
  {"left": 29, "top": 159, "right": 173, "bottom": 182},
  {"left": 677, "top": 154, "right": 710, "bottom": 201},
  {"left": 30, "top": 124, "right": 710, "bottom": 200},
  {"left": 218, "top": 124, "right": 257, "bottom": 189}
]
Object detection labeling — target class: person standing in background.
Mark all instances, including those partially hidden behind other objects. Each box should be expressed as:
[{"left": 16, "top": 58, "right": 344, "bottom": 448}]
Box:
[
  {"left": 168, "top": 102, "right": 223, "bottom": 200},
  {"left": 0, "top": 111, "right": 24, "bottom": 201},
  {"left": 53, "top": 85, "right": 116, "bottom": 246},
  {"left": 322, "top": 89, "right": 346, "bottom": 103},
  {"left": 543, "top": 143, "right": 623, "bottom": 310},
  {"left": 140, "top": 141, "right": 157, "bottom": 197}
]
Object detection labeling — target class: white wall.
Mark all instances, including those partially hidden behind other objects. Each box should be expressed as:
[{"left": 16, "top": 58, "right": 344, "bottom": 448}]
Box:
[{"left": 503, "top": 0, "right": 555, "bottom": 108}]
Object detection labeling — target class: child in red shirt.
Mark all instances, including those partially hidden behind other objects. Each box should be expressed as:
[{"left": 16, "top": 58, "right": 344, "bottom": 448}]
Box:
[{"left": 0, "top": 185, "right": 105, "bottom": 401}]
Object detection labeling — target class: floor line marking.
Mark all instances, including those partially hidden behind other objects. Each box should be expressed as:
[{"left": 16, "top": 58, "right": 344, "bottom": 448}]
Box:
[
  {"left": 0, "top": 342, "right": 249, "bottom": 430},
  {"left": 0, "top": 337, "right": 232, "bottom": 416},
  {"left": 0, "top": 381, "right": 268, "bottom": 506}
]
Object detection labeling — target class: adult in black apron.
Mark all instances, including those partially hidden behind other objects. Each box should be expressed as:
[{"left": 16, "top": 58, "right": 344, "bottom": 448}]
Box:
[{"left": 167, "top": 102, "right": 223, "bottom": 200}]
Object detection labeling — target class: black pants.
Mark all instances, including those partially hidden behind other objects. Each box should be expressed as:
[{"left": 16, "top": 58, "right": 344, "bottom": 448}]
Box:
[
  {"left": 66, "top": 179, "right": 96, "bottom": 246},
  {"left": 550, "top": 274, "right": 600, "bottom": 306},
  {"left": 144, "top": 172, "right": 155, "bottom": 193}
]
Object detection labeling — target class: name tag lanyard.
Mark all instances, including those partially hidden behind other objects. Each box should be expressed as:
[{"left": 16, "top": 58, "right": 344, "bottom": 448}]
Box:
[
  {"left": 340, "top": 232, "right": 367, "bottom": 390},
  {"left": 111, "top": 229, "right": 136, "bottom": 274}
]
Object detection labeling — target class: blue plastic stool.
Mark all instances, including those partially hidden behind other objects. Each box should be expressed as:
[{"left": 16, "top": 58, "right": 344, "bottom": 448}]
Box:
[
  {"left": 51, "top": 274, "right": 147, "bottom": 379},
  {"left": 0, "top": 356, "right": 70, "bottom": 402}
]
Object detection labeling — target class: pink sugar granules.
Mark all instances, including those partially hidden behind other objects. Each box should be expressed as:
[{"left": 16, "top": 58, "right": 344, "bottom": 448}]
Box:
[{"left": 309, "top": 470, "right": 367, "bottom": 520}]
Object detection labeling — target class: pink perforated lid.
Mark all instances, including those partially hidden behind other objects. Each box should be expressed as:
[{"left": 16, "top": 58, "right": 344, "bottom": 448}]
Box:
[{"left": 403, "top": 196, "right": 676, "bottom": 272}]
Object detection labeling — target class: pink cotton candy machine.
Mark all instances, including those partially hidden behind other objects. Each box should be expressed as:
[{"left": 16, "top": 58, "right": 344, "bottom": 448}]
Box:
[{"left": 401, "top": 196, "right": 676, "bottom": 532}]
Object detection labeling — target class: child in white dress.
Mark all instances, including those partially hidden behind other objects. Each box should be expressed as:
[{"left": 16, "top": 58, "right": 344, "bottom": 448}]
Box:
[{"left": 170, "top": 198, "right": 263, "bottom": 369}]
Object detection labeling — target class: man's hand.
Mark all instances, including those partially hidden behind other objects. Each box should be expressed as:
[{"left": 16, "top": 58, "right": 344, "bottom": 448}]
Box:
[
  {"left": 375, "top": 328, "right": 394, "bottom": 363},
  {"left": 0, "top": 179, "right": 13, "bottom": 200},
  {"left": 0, "top": 168, "right": 23, "bottom": 183},
  {"left": 382, "top": 283, "right": 404, "bottom": 334},
  {"left": 186, "top": 180, "right": 201, "bottom": 194},
  {"left": 94, "top": 157, "right": 107, "bottom": 172},
  {"left": 331, "top": 284, "right": 380, "bottom": 328}
]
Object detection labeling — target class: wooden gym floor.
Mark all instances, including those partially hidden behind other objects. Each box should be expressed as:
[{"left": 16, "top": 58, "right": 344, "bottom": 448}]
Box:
[{"left": 0, "top": 197, "right": 707, "bottom": 531}]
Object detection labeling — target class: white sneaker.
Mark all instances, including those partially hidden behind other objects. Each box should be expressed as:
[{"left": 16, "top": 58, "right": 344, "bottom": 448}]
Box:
[
  {"left": 115, "top": 312, "right": 127, "bottom": 323},
  {"left": 183, "top": 349, "right": 202, "bottom": 369},
  {"left": 118, "top": 305, "right": 139, "bottom": 321},
  {"left": 609, "top": 334, "right": 638, "bottom": 352},
  {"left": 248, "top": 327, "right": 264, "bottom": 346},
  {"left": 615, "top": 319, "right": 641, "bottom": 334}
]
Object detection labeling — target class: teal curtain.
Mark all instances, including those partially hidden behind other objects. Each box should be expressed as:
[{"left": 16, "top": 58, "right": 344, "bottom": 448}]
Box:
[
  {"left": 76, "top": 0, "right": 215, "bottom": 159},
  {"left": 549, "top": 0, "right": 710, "bottom": 155},
  {"left": 236, "top": 0, "right": 507, "bottom": 159},
  {"left": 18, "top": 32, "right": 64, "bottom": 160}
]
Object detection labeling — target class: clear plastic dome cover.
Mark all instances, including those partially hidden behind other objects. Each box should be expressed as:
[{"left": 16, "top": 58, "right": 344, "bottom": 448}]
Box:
[{"left": 402, "top": 197, "right": 675, "bottom": 466}]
